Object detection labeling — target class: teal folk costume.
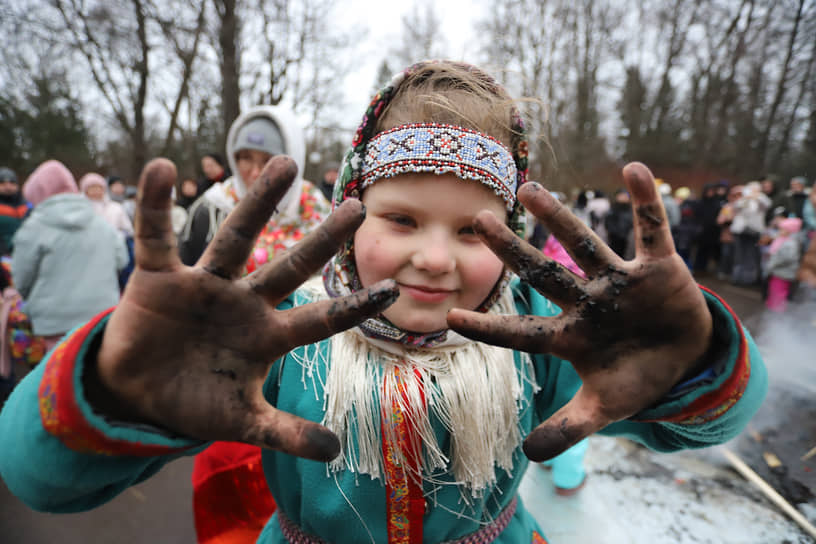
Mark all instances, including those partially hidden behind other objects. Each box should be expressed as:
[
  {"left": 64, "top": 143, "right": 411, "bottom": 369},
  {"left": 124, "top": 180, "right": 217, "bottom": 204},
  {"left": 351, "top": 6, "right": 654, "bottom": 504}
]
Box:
[{"left": 0, "top": 63, "right": 767, "bottom": 543}]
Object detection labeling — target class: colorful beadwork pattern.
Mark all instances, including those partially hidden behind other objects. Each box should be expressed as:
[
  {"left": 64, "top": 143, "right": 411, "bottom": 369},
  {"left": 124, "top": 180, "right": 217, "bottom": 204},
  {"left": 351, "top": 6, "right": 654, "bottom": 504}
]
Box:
[
  {"left": 361, "top": 123, "right": 518, "bottom": 211},
  {"left": 636, "top": 286, "right": 751, "bottom": 425}
]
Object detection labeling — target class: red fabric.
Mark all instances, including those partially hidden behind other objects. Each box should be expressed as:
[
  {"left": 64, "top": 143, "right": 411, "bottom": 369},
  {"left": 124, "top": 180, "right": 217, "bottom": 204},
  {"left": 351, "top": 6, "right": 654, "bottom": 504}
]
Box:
[
  {"left": 382, "top": 366, "right": 425, "bottom": 544},
  {"left": 192, "top": 442, "right": 276, "bottom": 544}
]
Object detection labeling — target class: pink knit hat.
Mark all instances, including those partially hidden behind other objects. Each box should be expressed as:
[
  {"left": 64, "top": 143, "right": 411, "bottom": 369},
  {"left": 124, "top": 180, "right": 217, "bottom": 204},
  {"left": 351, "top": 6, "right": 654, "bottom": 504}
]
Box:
[
  {"left": 22, "top": 160, "right": 79, "bottom": 205},
  {"left": 79, "top": 173, "right": 107, "bottom": 193},
  {"left": 779, "top": 217, "right": 802, "bottom": 234}
]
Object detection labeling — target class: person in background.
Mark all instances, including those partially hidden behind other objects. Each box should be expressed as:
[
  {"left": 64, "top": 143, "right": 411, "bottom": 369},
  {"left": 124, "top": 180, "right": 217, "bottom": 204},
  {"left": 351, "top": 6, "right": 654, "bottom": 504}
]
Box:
[
  {"left": 177, "top": 177, "right": 199, "bottom": 210},
  {"left": 717, "top": 185, "right": 742, "bottom": 281},
  {"left": 0, "top": 168, "right": 29, "bottom": 256},
  {"left": 197, "top": 153, "right": 229, "bottom": 196},
  {"left": 605, "top": 188, "right": 633, "bottom": 259},
  {"left": 764, "top": 217, "right": 803, "bottom": 312},
  {"left": 79, "top": 173, "right": 134, "bottom": 237},
  {"left": 107, "top": 176, "right": 128, "bottom": 203},
  {"left": 802, "top": 189, "right": 815, "bottom": 252},
  {"left": 760, "top": 175, "right": 781, "bottom": 225},
  {"left": 730, "top": 181, "right": 770, "bottom": 286},
  {"left": 318, "top": 162, "right": 339, "bottom": 202},
  {"left": 672, "top": 187, "right": 697, "bottom": 269},
  {"left": 656, "top": 180, "right": 680, "bottom": 230},
  {"left": 572, "top": 190, "right": 590, "bottom": 225},
  {"left": 586, "top": 189, "right": 610, "bottom": 242},
  {"left": 11, "top": 161, "right": 128, "bottom": 351},
  {"left": 694, "top": 183, "right": 724, "bottom": 275},
  {"left": 179, "top": 106, "right": 329, "bottom": 268},
  {"left": 777, "top": 177, "right": 809, "bottom": 220}
]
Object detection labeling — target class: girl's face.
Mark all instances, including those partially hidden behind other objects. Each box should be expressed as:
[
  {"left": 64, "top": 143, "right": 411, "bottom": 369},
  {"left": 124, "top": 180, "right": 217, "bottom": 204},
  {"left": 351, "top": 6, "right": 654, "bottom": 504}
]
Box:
[{"left": 354, "top": 173, "right": 507, "bottom": 333}]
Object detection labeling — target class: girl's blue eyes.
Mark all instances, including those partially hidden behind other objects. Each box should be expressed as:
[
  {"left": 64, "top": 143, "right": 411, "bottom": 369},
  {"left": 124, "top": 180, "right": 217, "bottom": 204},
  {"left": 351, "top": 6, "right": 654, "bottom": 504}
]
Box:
[
  {"left": 387, "top": 215, "right": 415, "bottom": 227},
  {"left": 385, "top": 215, "right": 478, "bottom": 237}
]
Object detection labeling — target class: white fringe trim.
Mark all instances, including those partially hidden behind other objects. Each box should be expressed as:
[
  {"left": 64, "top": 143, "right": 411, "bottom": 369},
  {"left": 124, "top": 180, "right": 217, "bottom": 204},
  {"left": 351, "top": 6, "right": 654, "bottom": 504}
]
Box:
[{"left": 292, "top": 280, "right": 538, "bottom": 500}]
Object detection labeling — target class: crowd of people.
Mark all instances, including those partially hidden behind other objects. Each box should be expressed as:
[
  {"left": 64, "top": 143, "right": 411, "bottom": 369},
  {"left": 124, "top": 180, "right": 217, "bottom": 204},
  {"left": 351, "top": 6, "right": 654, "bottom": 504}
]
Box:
[
  {"left": 0, "top": 60, "right": 781, "bottom": 544},
  {"left": 526, "top": 175, "right": 816, "bottom": 314}
]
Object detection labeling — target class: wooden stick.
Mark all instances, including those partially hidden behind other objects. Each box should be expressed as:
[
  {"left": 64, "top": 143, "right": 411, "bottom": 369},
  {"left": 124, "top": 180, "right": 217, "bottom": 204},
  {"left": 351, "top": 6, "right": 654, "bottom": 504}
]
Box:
[
  {"left": 721, "top": 448, "right": 816, "bottom": 539},
  {"left": 802, "top": 445, "right": 816, "bottom": 462}
]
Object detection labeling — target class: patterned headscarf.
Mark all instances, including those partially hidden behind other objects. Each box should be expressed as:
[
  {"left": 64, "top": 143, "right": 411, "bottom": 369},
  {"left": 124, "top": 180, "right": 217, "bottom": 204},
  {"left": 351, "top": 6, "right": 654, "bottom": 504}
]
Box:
[{"left": 323, "top": 61, "right": 529, "bottom": 348}]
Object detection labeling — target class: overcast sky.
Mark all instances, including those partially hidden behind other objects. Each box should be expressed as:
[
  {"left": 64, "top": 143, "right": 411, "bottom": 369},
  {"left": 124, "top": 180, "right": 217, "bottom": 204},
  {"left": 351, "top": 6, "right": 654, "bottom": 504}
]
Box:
[{"left": 335, "top": 0, "right": 485, "bottom": 127}]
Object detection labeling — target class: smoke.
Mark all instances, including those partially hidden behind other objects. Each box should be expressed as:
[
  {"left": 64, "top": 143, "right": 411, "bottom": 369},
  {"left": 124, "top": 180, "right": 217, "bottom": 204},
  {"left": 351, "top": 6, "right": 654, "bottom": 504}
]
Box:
[{"left": 751, "top": 286, "right": 816, "bottom": 395}]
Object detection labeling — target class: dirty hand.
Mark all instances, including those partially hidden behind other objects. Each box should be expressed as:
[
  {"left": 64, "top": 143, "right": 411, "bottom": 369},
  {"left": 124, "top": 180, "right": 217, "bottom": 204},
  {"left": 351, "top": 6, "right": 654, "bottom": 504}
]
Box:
[
  {"left": 88, "top": 157, "right": 398, "bottom": 462},
  {"left": 447, "top": 162, "right": 713, "bottom": 462}
]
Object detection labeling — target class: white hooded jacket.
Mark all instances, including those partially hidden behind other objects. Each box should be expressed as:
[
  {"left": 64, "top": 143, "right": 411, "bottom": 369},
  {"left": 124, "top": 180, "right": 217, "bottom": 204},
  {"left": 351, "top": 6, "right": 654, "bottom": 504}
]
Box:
[{"left": 179, "top": 105, "right": 307, "bottom": 265}]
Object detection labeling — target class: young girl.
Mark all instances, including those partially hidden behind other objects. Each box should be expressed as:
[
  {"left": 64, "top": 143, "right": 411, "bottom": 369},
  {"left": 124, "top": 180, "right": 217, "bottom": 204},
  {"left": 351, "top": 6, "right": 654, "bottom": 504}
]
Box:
[
  {"left": 0, "top": 62, "right": 766, "bottom": 544},
  {"left": 764, "top": 217, "right": 803, "bottom": 312}
]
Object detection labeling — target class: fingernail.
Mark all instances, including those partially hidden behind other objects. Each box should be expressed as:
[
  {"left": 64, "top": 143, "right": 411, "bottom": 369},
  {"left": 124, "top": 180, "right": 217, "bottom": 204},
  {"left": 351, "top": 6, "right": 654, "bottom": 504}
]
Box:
[
  {"left": 370, "top": 283, "right": 399, "bottom": 306},
  {"left": 305, "top": 427, "right": 341, "bottom": 462},
  {"left": 523, "top": 426, "right": 574, "bottom": 462}
]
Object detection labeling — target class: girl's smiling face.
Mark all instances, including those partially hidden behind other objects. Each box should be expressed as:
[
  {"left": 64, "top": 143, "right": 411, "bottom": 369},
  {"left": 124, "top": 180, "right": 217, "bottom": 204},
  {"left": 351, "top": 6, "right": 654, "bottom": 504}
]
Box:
[{"left": 354, "top": 173, "right": 507, "bottom": 333}]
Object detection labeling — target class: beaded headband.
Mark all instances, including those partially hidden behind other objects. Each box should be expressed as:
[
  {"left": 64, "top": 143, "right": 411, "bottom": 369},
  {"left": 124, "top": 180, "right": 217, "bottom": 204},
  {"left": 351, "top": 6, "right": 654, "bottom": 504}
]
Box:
[
  {"left": 324, "top": 61, "right": 530, "bottom": 348},
  {"left": 360, "top": 123, "right": 518, "bottom": 211}
]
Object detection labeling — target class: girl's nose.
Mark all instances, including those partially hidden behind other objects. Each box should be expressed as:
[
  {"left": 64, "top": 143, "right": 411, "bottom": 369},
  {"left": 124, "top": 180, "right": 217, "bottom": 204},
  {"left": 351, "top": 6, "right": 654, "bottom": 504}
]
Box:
[{"left": 411, "top": 234, "right": 456, "bottom": 274}]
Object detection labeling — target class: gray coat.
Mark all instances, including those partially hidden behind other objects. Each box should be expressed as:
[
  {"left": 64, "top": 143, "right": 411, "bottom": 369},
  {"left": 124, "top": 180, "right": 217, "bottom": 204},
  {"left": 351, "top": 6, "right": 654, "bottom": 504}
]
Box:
[
  {"left": 11, "top": 194, "right": 128, "bottom": 335},
  {"left": 766, "top": 235, "right": 802, "bottom": 281}
]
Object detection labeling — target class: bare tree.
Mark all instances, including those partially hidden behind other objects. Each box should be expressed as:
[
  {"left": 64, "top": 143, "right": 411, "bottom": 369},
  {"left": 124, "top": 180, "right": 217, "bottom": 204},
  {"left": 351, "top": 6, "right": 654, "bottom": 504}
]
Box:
[
  {"left": 391, "top": 2, "right": 448, "bottom": 69},
  {"left": 212, "top": 0, "right": 241, "bottom": 149},
  {"left": 480, "top": 0, "right": 621, "bottom": 189}
]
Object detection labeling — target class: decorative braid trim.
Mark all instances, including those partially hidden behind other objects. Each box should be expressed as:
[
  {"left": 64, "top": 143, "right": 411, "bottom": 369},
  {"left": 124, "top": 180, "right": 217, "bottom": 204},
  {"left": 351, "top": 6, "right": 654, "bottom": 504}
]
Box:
[
  {"left": 38, "top": 309, "right": 197, "bottom": 456},
  {"left": 641, "top": 285, "right": 751, "bottom": 425},
  {"left": 361, "top": 123, "right": 517, "bottom": 211},
  {"left": 277, "top": 497, "right": 518, "bottom": 544}
]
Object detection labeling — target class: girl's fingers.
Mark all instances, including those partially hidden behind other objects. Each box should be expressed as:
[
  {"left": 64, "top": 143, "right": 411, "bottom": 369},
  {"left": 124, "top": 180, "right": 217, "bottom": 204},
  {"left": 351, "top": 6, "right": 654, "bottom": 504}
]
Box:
[
  {"left": 473, "top": 210, "right": 586, "bottom": 308},
  {"left": 623, "top": 162, "right": 675, "bottom": 259},
  {"left": 275, "top": 280, "right": 399, "bottom": 352},
  {"left": 239, "top": 404, "right": 341, "bottom": 462},
  {"left": 247, "top": 200, "right": 367, "bottom": 303},
  {"left": 446, "top": 309, "right": 567, "bottom": 353},
  {"left": 135, "top": 159, "right": 183, "bottom": 272},
  {"left": 518, "top": 182, "right": 621, "bottom": 275},
  {"left": 522, "top": 387, "right": 609, "bottom": 462},
  {"left": 198, "top": 156, "right": 298, "bottom": 279}
]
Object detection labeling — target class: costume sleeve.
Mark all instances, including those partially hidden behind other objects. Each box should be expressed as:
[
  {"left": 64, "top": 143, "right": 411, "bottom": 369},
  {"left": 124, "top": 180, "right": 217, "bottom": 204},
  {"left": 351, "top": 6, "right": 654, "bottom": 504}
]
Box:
[
  {"left": 10, "top": 221, "right": 42, "bottom": 299},
  {"left": 0, "top": 311, "right": 206, "bottom": 513},
  {"left": 519, "top": 283, "right": 768, "bottom": 452}
]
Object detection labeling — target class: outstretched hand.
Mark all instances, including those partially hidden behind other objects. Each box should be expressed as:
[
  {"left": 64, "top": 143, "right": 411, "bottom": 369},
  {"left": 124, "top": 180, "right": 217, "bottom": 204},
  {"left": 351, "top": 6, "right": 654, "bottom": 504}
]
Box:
[
  {"left": 447, "top": 162, "right": 713, "bottom": 462},
  {"left": 89, "top": 157, "right": 398, "bottom": 462}
]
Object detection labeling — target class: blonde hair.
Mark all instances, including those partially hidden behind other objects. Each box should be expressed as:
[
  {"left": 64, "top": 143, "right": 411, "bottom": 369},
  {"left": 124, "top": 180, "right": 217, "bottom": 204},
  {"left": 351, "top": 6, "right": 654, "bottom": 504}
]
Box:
[{"left": 375, "top": 62, "right": 519, "bottom": 150}]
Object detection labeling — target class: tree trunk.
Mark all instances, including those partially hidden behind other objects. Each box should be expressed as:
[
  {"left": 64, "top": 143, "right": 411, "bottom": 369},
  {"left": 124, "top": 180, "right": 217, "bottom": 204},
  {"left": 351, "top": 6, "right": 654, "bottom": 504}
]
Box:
[
  {"left": 131, "top": 0, "right": 149, "bottom": 179},
  {"left": 216, "top": 0, "right": 240, "bottom": 152},
  {"left": 756, "top": 0, "right": 805, "bottom": 167}
]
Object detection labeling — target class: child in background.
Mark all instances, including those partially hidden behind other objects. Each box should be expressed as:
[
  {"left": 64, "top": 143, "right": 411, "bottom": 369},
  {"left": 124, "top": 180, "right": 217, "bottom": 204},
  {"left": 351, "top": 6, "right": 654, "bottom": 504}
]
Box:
[
  {"left": 717, "top": 185, "right": 742, "bottom": 281},
  {"left": 0, "top": 62, "right": 766, "bottom": 544},
  {"left": 764, "top": 217, "right": 803, "bottom": 312}
]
